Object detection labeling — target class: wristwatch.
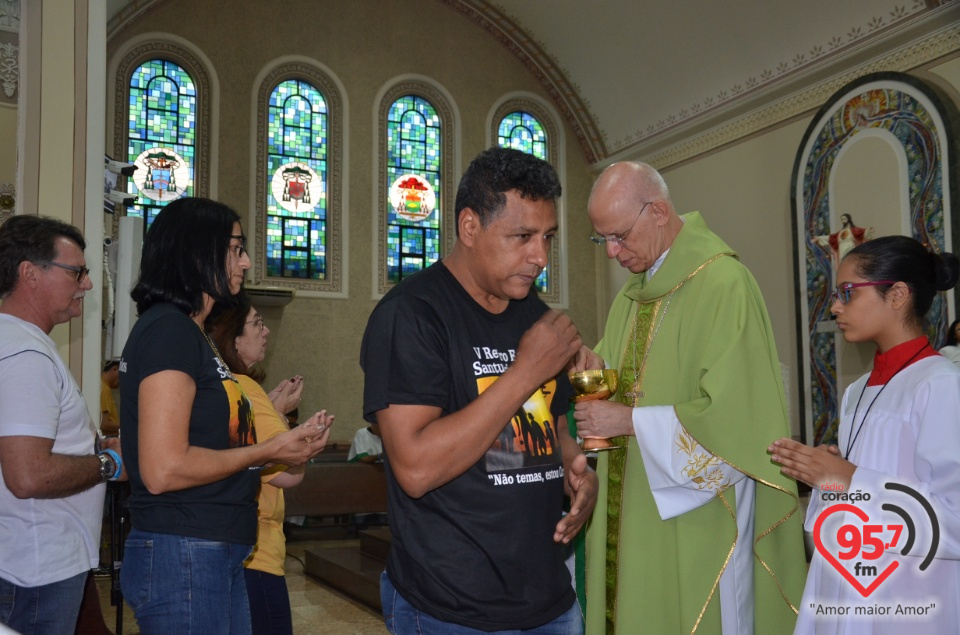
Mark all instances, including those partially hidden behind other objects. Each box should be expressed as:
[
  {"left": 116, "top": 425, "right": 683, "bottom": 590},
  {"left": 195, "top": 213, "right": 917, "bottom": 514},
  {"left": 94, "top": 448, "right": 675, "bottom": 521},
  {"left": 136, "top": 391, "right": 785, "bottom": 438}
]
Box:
[{"left": 97, "top": 451, "right": 117, "bottom": 482}]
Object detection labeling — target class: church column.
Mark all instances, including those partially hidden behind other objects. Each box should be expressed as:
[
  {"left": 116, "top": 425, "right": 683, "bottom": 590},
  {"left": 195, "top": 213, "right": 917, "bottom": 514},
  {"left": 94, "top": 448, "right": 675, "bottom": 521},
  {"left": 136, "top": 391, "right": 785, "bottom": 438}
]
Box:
[{"left": 18, "top": 0, "right": 106, "bottom": 417}]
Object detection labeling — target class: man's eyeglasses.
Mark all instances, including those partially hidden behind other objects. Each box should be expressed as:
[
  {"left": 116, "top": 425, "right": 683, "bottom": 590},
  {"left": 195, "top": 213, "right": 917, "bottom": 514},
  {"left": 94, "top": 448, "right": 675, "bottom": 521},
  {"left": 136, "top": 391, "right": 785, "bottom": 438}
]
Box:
[
  {"left": 230, "top": 234, "right": 247, "bottom": 258},
  {"left": 589, "top": 201, "right": 651, "bottom": 247},
  {"left": 831, "top": 281, "right": 897, "bottom": 304},
  {"left": 40, "top": 261, "right": 90, "bottom": 283},
  {"left": 246, "top": 315, "right": 265, "bottom": 332}
]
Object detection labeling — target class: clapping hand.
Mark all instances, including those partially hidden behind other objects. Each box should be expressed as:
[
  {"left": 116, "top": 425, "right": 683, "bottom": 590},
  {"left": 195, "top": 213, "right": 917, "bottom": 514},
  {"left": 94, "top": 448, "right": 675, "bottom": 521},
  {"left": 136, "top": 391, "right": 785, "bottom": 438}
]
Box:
[
  {"left": 268, "top": 375, "right": 304, "bottom": 415},
  {"left": 266, "top": 410, "right": 334, "bottom": 467}
]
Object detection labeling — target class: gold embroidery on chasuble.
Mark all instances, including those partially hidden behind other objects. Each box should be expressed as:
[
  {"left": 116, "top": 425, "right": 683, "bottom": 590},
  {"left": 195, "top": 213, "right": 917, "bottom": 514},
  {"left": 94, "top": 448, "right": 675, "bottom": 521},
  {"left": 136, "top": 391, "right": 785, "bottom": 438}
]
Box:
[
  {"left": 604, "top": 298, "right": 660, "bottom": 634},
  {"left": 676, "top": 429, "right": 732, "bottom": 493}
]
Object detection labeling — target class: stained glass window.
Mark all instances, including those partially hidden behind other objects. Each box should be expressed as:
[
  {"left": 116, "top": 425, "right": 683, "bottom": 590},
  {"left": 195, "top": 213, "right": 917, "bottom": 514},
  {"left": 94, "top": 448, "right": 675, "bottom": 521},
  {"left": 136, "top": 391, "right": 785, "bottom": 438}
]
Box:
[
  {"left": 126, "top": 59, "right": 196, "bottom": 228},
  {"left": 265, "top": 79, "right": 328, "bottom": 280},
  {"left": 497, "top": 110, "right": 550, "bottom": 292},
  {"left": 498, "top": 111, "right": 547, "bottom": 160},
  {"left": 386, "top": 95, "right": 442, "bottom": 283}
]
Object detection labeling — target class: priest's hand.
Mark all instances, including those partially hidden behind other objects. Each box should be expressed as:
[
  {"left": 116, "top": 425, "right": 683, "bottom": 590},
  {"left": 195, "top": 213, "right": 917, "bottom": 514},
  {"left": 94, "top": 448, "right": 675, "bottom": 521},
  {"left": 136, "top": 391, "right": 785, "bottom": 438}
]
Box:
[
  {"left": 554, "top": 453, "right": 598, "bottom": 544},
  {"left": 573, "top": 399, "right": 634, "bottom": 439},
  {"left": 566, "top": 346, "right": 605, "bottom": 373},
  {"left": 768, "top": 437, "right": 855, "bottom": 491}
]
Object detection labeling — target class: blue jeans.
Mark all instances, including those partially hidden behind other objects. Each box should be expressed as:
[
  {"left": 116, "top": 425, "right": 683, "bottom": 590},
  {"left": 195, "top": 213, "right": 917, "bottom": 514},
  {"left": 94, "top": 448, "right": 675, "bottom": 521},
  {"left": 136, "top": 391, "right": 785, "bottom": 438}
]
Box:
[
  {"left": 120, "top": 528, "right": 253, "bottom": 635},
  {"left": 244, "top": 568, "right": 292, "bottom": 635},
  {"left": 380, "top": 570, "right": 583, "bottom": 634},
  {"left": 0, "top": 570, "right": 87, "bottom": 635}
]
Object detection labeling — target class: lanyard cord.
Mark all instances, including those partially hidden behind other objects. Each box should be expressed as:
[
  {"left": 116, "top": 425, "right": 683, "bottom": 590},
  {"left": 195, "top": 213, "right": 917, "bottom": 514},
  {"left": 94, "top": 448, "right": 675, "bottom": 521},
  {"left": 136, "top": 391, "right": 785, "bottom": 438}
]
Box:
[{"left": 843, "top": 343, "right": 928, "bottom": 459}]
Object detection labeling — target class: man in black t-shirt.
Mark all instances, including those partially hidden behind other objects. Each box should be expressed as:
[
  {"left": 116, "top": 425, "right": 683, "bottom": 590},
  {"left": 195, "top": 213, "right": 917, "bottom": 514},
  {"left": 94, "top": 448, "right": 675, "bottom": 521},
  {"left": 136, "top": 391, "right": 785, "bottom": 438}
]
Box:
[{"left": 361, "top": 147, "right": 599, "bottom": 633}]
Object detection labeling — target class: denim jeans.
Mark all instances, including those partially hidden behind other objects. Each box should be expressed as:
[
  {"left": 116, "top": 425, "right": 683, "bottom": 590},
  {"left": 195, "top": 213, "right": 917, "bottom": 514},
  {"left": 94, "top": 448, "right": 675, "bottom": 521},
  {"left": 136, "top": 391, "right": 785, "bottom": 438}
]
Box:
[
  {"left": 244, "top": 568, "right": 292, "bottom": 635},
  {"left": 120, "top": 528, "right": 253, "bottom": 635},
  {"left": 0, "top": 570, "right": 87, "bottom": 635},
  {"left": 380, "top": 570, "right": 583, "bottom": 635}
]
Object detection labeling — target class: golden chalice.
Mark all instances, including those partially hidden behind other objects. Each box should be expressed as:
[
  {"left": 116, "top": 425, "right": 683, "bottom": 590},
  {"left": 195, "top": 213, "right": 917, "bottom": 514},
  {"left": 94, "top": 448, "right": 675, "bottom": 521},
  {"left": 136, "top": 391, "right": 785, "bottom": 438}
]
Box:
[{"left": 568, "top": 369, "right": 619, "bottom": 452}]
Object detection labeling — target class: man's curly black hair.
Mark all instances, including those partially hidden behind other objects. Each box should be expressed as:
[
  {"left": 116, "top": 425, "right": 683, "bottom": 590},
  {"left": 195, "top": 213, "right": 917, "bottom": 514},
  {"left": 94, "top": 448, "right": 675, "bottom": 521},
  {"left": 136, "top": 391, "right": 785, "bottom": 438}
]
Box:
[{"left": 453, "top": 147, "right": 561, "bottom": 236}]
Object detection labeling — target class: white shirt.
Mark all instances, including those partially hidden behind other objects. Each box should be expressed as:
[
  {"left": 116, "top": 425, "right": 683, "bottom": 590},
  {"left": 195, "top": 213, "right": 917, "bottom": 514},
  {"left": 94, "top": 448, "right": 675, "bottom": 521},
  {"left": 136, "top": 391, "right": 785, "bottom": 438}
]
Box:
[
  {"left": 0, "top": 314, "right": 104, "bottom": 587},
  {"left": 938, "top": 344, "right": 960, "bottom": 367},
  {"left": 348, "top": 427, "right": 383, "bottom": 462}
]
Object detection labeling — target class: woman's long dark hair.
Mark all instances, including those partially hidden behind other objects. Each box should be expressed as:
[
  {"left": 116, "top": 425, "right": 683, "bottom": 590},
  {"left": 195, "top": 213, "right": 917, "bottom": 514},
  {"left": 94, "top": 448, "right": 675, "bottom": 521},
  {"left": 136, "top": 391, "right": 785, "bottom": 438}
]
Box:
[
  {"left": 846, "top": 235, "right": 959, "bottom": 326},
  {"left": 131, "top": 197, "right": 242, "bottom": 316}
]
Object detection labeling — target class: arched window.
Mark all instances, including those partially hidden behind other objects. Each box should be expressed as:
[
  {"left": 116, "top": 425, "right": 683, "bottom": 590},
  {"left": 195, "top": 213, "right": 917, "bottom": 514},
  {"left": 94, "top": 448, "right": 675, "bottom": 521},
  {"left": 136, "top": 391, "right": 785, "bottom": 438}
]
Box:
[
  {"left": 252, "top": 62, "right": 344, "bottom": 295},
  {"left": 113, "top": 42, "right": 212, "bottom": 232},
  {"left": 492, "top": 98, "right": 563, "bottom": 305},
  {"left": 498, "top": 111, "right": 547, "bottom": 159},
  {"left": 376, "top": 81, "right": 456, "bottom": 296},
  {"left": 386, "top": 95, "right": 441, "bottom": 283},
  {"left": 266, "top": 80, "right": 327, "bottom": 279}
]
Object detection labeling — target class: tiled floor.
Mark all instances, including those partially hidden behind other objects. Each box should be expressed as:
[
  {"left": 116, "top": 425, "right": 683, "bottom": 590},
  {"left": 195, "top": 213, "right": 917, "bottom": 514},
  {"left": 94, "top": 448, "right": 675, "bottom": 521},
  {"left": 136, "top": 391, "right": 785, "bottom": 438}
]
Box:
[{"left": 94, "top": 539, "right": 385, "bottom": 634}]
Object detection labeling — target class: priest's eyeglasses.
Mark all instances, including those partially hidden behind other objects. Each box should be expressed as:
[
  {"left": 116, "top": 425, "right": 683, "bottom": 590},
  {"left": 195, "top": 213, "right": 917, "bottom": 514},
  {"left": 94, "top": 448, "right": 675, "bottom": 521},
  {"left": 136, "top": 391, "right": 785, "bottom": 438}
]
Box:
[
  {"left": 831, "top": 280, "right": 896, "bottom": 304},
  {"left": 40, "top": 261, "right": 90, "bottom": 283},
  {"left": 589, "top": 201, "right": 651, "bottom": 247}
]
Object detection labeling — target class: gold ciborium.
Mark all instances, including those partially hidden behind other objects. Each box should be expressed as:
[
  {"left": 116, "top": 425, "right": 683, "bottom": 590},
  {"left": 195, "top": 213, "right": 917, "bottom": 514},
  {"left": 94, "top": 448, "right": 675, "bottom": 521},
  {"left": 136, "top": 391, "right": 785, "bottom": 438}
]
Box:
[{"left": 568, "top": 369, "right": 619, "bottom": 452}]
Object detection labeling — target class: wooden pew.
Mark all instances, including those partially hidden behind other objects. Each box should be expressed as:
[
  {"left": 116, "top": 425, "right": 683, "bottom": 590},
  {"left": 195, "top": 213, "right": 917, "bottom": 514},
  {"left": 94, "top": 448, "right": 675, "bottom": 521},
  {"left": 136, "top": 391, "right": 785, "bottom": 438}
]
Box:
[
  {"left": 284, "top": 461, "right": 388, "bottom": 518},
  {"left": 285, "top": 454, "right": 392, "bottom": 609}
]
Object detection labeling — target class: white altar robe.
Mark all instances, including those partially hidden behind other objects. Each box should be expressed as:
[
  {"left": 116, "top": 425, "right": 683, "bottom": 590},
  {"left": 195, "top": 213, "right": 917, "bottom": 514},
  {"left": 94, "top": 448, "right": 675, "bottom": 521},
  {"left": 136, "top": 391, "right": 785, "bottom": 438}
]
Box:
[
  {"left": 796, "top": 355, "right": 960, "bottom": 634},
  {"left": 634, "top": 405, "right": 756, "bottom": 635}
]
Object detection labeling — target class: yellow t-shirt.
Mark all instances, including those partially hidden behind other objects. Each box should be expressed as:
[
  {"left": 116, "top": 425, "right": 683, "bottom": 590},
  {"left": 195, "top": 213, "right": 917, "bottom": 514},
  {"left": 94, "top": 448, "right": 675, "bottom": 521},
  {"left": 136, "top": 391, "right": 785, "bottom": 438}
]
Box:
[{"left": 238, "top": 375, "right": 290, "bottom": 576}]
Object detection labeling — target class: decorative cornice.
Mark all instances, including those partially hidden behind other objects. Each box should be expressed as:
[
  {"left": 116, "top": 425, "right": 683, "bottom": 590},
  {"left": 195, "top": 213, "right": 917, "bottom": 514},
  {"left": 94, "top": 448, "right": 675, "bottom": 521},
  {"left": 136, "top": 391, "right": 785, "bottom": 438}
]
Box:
[
  {"left": 608, "top": 1, "right": 935, "bottom": 154},
  {"left": 252, "top": 62, "right": 344, "bottom": 294},
  {"left": 641, "top": 23, "right": 960, "bottom": 171}
]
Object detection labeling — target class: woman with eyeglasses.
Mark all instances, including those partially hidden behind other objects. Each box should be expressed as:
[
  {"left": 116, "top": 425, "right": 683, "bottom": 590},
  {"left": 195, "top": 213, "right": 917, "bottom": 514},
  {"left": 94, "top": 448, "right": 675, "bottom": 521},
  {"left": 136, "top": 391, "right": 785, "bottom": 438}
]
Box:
[
  {"left": 770, "top": 235, "right": 960, "bottom": 633},
  {"left": 208, "top": 294, "right": 333, "bottom": 635},
  {"left": 118, "top": 198, "right": 330, "bottom": 634}
]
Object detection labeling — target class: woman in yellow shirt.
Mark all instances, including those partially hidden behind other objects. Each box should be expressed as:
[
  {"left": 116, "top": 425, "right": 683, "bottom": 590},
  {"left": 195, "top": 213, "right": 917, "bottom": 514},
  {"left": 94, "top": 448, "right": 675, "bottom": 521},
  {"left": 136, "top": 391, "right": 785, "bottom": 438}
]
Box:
[{"left": 209, "top": 295, "right": 333, "bottom": 634}]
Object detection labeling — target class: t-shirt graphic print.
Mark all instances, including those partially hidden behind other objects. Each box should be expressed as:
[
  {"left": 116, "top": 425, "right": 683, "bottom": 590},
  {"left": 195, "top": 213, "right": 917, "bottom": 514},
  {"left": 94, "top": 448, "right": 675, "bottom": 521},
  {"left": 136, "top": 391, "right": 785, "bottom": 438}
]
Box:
[
  {"left": 208, "top": 354, "right": 256, "bottom": 448},
  {"left": 482, "top": 377, "right": 561, "bottom": 471}
]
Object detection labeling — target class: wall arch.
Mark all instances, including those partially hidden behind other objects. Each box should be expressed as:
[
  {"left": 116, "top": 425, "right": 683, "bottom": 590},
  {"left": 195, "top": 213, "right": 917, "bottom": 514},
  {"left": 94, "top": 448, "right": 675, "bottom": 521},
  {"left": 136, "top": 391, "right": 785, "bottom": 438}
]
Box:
[{"left": 792, "top": 71, "right": 959, "bottom": 445}]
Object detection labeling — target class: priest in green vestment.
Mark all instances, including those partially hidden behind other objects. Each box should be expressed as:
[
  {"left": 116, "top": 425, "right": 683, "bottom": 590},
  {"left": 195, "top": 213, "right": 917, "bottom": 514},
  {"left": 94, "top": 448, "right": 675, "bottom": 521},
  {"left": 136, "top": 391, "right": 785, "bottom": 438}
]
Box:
[{"left": 572, "top": 162, "right": 806, "bottom": 634}]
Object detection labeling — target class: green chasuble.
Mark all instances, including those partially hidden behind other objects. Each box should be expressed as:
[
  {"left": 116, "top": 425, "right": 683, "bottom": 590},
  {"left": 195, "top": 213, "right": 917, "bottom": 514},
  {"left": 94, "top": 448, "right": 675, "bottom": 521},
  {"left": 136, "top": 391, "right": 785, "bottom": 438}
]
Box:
[{"left": 584, "top": 212, "right": 806, "bottom": 634}]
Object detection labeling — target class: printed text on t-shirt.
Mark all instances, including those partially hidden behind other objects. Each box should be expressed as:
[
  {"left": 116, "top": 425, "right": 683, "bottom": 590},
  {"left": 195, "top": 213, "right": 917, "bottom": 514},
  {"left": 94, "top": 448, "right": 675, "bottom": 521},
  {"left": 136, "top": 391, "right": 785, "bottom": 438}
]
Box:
[
  {"left": 473, "top": 346, "right": 517, "bottom": 376},
  {"left": 488, "top": 466, "right": 564, "bottom": 486}
]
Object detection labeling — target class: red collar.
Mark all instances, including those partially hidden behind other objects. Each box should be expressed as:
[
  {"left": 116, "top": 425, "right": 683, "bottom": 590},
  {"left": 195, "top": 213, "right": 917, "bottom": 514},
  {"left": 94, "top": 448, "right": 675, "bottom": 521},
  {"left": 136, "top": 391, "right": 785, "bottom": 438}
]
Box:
[{"left": 867, "top": 336, "right": 938, "bottom": 386}]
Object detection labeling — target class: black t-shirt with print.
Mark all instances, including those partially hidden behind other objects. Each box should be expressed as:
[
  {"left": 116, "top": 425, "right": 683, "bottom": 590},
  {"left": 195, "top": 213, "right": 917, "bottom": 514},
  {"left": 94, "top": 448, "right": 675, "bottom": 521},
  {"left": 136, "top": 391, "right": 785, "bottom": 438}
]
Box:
[
  {"left": 119, "top": 303, "right": 259, "bottom": 545},
  {"left": 361, "top": 262, "right": 575, "bottom": 631}
]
